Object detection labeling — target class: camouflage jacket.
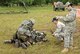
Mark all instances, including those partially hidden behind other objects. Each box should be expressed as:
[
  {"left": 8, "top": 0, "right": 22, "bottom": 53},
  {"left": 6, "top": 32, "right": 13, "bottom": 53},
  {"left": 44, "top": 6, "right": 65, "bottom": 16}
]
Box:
[
  {"left": 58, "top": 8, "right": 76, "bottom": 32},
  {"left": 57, "top": 1, "right": 64, "bottom": 8}
]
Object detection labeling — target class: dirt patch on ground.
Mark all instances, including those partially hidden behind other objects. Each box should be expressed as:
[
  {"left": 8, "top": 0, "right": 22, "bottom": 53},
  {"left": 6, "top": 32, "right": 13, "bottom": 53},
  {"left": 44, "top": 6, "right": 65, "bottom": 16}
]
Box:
[{"left": 75, "top": 6, "right": 80, "bottom": 8}]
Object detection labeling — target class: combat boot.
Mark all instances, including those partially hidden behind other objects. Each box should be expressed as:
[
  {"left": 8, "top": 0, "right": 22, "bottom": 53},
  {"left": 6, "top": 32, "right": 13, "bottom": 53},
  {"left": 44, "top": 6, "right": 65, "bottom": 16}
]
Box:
[
  {"left": 4, "top": 40, "right": 12, "bottom": 44},
  {"left": 61, "top": 48, "right": 69, "bottom": 53},
  {"left": 14, "top": 41, "right": 20, "bottom": 48},
  {"left": 14, "top": 39, "right": 20, "bottom": 48},
  {"left": 42, "top": 38, "right": 48, "bottom": 42},
  {"left": 21, "top": 43, "right": 27, "bottom": 49},
  {"left": 24, "top": 41, "right": 31, "bottom": 47}
]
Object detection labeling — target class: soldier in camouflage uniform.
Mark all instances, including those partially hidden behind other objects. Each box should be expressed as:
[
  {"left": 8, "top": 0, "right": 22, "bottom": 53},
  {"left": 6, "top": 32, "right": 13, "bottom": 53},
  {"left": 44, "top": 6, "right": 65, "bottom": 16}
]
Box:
[
  {"left": 35, "top": 31, "right": 47, "bottom": 42},
  {"left": 31, "top": 29, "right": 47, "bottom": 43},
  {"left": 4, "top": 19, "right": 35, "bottom": 49},
  {"left": 52, "top": 17, "right": 65, "bottom": 42},
  {"left": 56, "top": 3, "right": 76, "bottom": 53},
  {"left": 57, "top": 1, "right": 65, "bottom": 11},
  {"left": 65, "top": 2, "right": 71, "bottom": 7},
  {"left": 4, "top": 19, "right": 47, "bottom": 48},
  {"left": 54, "top": 1, "right": 65, "bottom": 11}
]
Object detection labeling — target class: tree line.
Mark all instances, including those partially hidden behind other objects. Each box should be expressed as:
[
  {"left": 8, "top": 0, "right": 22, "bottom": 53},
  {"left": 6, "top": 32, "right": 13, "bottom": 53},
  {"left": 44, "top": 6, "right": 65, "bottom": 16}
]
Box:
[{"left": 0, "top": 0, "right": 80, "bottom": 7}]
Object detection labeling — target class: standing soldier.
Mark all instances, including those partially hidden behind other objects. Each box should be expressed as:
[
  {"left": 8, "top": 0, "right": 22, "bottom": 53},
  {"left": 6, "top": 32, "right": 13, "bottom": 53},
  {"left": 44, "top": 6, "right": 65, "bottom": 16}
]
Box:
[{"left": 56, "top": 3, "right": 76, "bottom": 53}]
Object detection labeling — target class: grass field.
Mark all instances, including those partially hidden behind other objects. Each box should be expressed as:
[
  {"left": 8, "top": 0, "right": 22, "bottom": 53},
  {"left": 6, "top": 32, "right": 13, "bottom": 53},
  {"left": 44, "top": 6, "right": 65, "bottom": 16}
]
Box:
[{"left": 0, "top": 5, "right": 80, "bottom": 54}]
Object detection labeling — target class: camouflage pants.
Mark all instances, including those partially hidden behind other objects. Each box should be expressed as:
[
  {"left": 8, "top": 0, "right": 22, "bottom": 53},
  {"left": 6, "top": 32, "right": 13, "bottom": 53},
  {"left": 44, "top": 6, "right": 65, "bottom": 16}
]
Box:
[
  {"left": 54, "top": 32, "right": 64, "bottom": 41},
  {"left": 64, "top": 30, "right": 73, "bottom": 48},
  {"left": 19, "top": 36, "right": 28, "bottom": 42}
]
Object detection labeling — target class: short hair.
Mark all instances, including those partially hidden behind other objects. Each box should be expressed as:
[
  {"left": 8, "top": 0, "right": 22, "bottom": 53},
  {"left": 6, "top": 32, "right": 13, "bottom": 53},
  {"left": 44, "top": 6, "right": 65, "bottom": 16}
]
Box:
[
  {"left": 52, "top": 17, "right": 58, "bottom": 22},
  {"left": 68, "top": 3, "right": 73, "bottom": 7}
]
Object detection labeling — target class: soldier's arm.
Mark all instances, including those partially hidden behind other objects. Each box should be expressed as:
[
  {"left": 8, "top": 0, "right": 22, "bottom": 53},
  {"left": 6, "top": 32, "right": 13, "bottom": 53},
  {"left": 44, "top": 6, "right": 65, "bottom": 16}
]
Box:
[
  {"left": 57, "top": 12, "right": 75, "bottom": 22},
  {"left": 25, "top": 30, "right": 32, "bottom": 36}
]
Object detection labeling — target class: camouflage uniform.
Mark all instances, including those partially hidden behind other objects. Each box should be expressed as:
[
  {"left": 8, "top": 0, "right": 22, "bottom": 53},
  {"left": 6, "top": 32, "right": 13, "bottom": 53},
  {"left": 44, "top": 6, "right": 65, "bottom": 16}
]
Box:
[
  {"left": 57, "top": 8, "right": 76, "bottom": 48},
  {"left": 35, "top": 31, "right": 46, "bottom": 42},
  {"left": 4, "top": 19, "right": 47, "bottom": 48},
  {"left": 54, "top": 21, "right": 65, "bottom": 41},
  {"left": 54, "top": 1, "right": 65, "bottom": 11},
  {"left": 31, "top": 30, "right": 47, "bottom": 43},
  {"left": 65, "top": 2, "right": 71, "bottom": 7},
  {"left": 15, "top": 20, "right": 34, "bottom": 47},
  {"left": 57, "top": 1, "right": 64, "bottom": 10},
  {"left": 4, "top": 20, "right": 34, "bottom": 48}
]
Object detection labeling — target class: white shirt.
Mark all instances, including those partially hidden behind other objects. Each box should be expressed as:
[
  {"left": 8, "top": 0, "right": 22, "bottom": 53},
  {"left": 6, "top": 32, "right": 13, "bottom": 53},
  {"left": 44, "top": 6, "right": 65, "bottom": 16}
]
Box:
[
  {"left": 54, "top": 21, "right": 65, "bottom": 36},
  {"left": 57, "top": 21, "right": 65, "bottom": 28}
]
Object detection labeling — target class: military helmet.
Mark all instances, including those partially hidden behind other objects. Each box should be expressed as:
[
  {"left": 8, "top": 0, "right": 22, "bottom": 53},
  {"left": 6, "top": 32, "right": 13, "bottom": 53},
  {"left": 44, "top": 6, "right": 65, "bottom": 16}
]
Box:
[
  {"left": 65, "top": 2, "right": 71, "bottom": 7},
  {"left": 20, "top": 19, "right": 35, "bottom": 29}
]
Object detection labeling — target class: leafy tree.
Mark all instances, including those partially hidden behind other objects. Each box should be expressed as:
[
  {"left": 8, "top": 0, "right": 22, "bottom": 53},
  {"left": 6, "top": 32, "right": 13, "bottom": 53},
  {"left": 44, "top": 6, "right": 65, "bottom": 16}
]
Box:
[
  {"left": 0, "top": 0, "right": 80, "bottom": 6},
  {"left": 32, "top": 0, "right": 46, "bottom": 5}
]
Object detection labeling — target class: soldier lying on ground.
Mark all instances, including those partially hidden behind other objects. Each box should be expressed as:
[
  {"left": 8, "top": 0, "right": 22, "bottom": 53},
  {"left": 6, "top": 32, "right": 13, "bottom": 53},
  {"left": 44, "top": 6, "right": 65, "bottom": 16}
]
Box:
[
  {"left": 4, "top": 19, "right": 47, "bottom": 49},
  {"left": 31, "top": 29, "right": 47, "bottom": 43}
]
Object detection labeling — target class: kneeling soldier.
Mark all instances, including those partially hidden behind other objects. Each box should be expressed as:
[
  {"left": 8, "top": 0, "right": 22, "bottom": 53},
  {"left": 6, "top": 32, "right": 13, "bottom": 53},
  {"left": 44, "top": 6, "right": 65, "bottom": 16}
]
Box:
[
  {"left": 4, "top": 19, "right": 35, "bottom": 49},
  {"left": 52, "top": 17, "right": 65, "bottom": 42}
]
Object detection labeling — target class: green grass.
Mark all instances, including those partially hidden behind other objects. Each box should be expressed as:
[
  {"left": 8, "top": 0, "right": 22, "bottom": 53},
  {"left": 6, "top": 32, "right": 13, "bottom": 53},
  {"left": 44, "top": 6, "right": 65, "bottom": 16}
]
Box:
[
  {"left": 0, "top": 6, "right": 27, "bottom": 12},
  {"left": 0, "top": 5, "right": 80, "bottom": 54}
]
